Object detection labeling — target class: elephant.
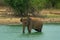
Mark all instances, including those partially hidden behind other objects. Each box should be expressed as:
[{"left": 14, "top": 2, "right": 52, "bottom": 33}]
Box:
[{"left": 20, "top": 17, "right": 43, "bottom": 33}]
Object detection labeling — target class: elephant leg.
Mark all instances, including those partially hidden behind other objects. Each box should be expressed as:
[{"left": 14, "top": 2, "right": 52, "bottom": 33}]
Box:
[
  {"left": 27, "top": 22, "right": 32, "bottom": 33},
  {"left": 36, "top": 24, "right": 43, "bottom": 32},
  {"left": 27, "top": 26, "right": 31, "bottom": 33},
  {"left": 34, "top": 26, "right": 43, "bottom": 32},
  {"left": 39, "top": 25, "right": 43, "bottom": 32},
  {"left": 35, "top": 29, "right": 41, "bottom": 32},
  {"left": 23, "top": 25, "right": 25, "bottom": 33}
]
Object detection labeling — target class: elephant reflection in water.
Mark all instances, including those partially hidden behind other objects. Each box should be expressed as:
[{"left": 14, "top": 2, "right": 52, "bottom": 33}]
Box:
[{"left": 20, "top": 17, "right": 43, "bottom": 33}]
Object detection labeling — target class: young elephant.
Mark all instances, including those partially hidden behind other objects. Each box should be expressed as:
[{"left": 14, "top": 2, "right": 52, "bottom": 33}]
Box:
[{"left": 20, "top": 17, "right": 43, "bottom": 33}]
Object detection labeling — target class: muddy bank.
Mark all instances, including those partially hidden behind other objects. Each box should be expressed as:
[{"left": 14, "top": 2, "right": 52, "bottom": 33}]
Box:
[
  {"left": 41, "top": 18, "right": 60, "bottom": 23},
  {"left": 0, "top": 18, "right": 21, "bottom": 25},
  {"left": 0, "top": 17, "right": 60, "bottom": 25}
]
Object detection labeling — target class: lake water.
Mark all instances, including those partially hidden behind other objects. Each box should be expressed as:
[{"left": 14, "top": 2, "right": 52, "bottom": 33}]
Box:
[{"left": 0, "top": 24, "right": 60, "bottom": 40}]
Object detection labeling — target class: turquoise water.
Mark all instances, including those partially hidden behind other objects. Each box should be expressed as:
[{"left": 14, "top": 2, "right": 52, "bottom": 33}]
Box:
[{"left": 0, "top": 24, "right": 60, "bottom": 40}]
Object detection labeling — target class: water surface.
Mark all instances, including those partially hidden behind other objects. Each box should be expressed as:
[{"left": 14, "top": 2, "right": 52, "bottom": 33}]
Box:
[{"left": 0, "top": 24, "right": 60, "bottom": 40}]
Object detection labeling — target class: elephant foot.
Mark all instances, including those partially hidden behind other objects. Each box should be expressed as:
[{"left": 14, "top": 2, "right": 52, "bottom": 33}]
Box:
[{"left": 28, "top": 30, "right": 31, "bottom": 33}]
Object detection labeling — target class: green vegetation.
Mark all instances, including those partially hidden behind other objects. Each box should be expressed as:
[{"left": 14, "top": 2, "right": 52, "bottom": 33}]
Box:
[
  {"left": 4, "top": 0, "right": 60, "bottom": 17},
  {"left": 4, "top": 0, "right": 47, "bottom": 17}
]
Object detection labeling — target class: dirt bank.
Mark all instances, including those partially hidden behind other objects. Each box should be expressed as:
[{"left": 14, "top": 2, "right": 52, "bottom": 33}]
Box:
[
  {"left": 0, "top": 17, "right": 60, "bottom": 25},
  {"left": 0, "top": 18, "right": 21, "bottom": 25}
]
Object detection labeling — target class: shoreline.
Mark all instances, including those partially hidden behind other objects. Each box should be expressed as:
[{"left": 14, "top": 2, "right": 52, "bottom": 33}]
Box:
[{"left": 0, "top": 17, "right": 60, "bottom": 25}]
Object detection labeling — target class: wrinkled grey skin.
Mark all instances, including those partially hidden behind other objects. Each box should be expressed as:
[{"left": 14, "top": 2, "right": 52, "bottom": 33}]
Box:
[{"left": 20, "top": 17, "right": 43, "bottom": 33}]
